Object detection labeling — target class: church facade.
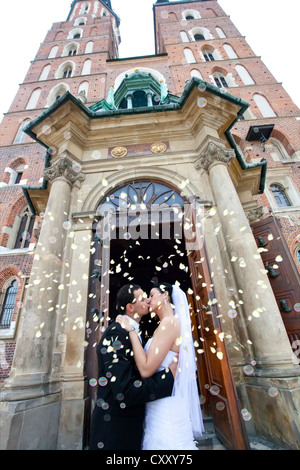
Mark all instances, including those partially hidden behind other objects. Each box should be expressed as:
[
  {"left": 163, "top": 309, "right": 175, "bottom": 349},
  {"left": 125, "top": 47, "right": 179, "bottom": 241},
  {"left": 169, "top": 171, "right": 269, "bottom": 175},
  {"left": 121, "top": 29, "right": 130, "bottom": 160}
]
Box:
[{"left": 0, "top": 0, "right": 299, "bottom": 450}]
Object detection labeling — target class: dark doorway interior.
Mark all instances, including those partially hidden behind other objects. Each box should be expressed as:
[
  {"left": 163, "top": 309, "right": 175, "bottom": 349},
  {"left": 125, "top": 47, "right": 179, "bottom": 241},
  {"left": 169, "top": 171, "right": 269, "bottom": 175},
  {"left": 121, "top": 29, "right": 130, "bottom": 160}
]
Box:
[{"left": 109, "top": 236, "right": 192, "bottom": 339}]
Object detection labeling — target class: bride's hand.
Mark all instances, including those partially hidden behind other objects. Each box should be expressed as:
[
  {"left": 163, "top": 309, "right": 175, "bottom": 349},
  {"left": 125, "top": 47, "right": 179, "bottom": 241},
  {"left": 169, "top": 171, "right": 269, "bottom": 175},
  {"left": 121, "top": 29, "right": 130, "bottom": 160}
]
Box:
[{"left": 115, "top": 315, "right": 132, "bottom": 332}]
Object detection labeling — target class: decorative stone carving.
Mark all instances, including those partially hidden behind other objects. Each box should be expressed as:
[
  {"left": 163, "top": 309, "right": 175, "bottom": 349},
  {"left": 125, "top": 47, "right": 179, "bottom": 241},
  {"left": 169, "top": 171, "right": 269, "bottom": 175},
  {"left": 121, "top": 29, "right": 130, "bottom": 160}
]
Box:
[
  {"left": 43, "top": 157, "right": 85, "bottom": 187},
  {"left": 111, "top": 146, "right": 128, "bottom": 158},
  {"left": 150, "top": 142, "right": 167, "bottom": 154},
  {"left": 245, "top": 206, "right": 264, "bottom": 223},
  {"left": 76, "top": 90, "right": 87, "bottom": 105},
  {"left": 195, "top": 142, "right": 235, "bottom": 172}
]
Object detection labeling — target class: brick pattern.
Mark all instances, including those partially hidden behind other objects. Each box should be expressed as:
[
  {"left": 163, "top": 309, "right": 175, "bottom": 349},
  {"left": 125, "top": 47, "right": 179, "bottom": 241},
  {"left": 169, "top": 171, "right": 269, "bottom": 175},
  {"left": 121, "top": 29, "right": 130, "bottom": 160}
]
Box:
[{"left": 0, "top": 342, "right": 15, "bottom": 382}]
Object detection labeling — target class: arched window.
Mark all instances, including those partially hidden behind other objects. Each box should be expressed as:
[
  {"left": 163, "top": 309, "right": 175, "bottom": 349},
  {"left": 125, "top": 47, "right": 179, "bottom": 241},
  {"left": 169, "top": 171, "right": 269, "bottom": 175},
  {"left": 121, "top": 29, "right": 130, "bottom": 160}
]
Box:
[
  {"left": 203, "top": 49, "right": 215, "bottom": 61},
  {"left": 270, "top": 184, "right": 292, "bottom": 207},
  {"left": 26, "top": 88, "right": 41, "bottom": 110},
  {"left": 191, "top": 69, "right": 203, "bottom": 79},
  {"left": 180, "top": 31, "right": 189, "bottom": 42},
  {"left": 223, "top": 44, "right": 238, "bottom": 59},
  {"left": 235, "top": 65, "right": 255, "bottom": 85},
  {"left": 184, "top": 48, "right": 196, "bottom": 63},
  {"left": 14, "top": 207, "right": 35, "bottom": 249},
  {"left": 101, "top": 181, "right": 185, "bottom": 211},
  {"left": 39, "top": 64, "right": 51, "bottom": 81},
  {"left": 213, "top": 73, "right": 228, "bottom": 88},
  {"left": 82, "top": 59, "right": 92, "bottom": 75},
  {"left": 63, "top": 66, "right": 73, "bottom": 78},
  {"left": 194, "top": 34, "right": 205, "bottom": 41},
  {"left": 14, "top": 165, "right": 24, "bottom": 184},
  {"left": 56, "top": 61, "right": 75, "bottom": 79},
  {"left": 78, "top": 81, "right": 89, "bottom": 98},
  {"left": 253, "top": 94, "right": 276, "bottom": 118},
  {"left": 132, "top": 90, "right": 148, "bottom": 108},
  {"left": 47, "top": 83, "right": 70, "bottom": 107},
  {"left": 190, "top": 27, "right": 211, "bottom": 41},
  {"left": 0, "top": 279, "right": 18, "bottom": 329},
  {"left": 269, "top": 138, "right": 291, "bottom": 161},
  {"left": 48, "top": 45, "right": 58, "bottom": 58},
  {"left": 13, "top": 120, "right": 31, "bottom": 145},
  {"left": 63, "top": 66, "right": 72, "bottom": 78},
  {"left": 85, "top": 41, "right": 94, "bottom": 53},
  {"left": 183, "top": 9, "right": 201, "bottom": 20},
  {"left": 68, "top": 28, "right": 83, "bottom": 40},
  {"left": 62, "top": 42, "right": 79, "bottom": 57},
  {"left": 216, "top": 27, "right": 226, "bottom": 38},
  {"left": 74, "top": 17, "right": 87, "bottom": 26}
]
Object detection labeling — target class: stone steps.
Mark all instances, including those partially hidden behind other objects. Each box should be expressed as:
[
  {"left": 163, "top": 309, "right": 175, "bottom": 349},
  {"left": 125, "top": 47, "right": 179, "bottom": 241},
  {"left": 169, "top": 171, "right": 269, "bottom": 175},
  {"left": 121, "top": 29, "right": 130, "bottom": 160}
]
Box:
[{"left": 196, "top": 417, "right": 287, "bottom": 450}]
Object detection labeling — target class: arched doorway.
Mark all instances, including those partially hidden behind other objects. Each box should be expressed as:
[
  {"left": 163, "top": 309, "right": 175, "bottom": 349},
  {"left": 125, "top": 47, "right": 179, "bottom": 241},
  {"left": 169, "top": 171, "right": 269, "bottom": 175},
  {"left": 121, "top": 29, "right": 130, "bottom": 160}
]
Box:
[{"left": 84, "top": 179, "right": 250, "bottom": 450}]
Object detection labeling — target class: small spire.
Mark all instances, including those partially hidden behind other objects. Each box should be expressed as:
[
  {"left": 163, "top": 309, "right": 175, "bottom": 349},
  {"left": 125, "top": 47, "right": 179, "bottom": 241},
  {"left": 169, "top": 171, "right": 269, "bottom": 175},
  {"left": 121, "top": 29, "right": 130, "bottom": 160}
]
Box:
[
  {"left": 101, "top": 0, "right": 112, "bottom": 8},
  {"left": 106, "top": 84, "right": 116, "bottom": 109},
  {"left": 160, "top": 80, "right": 168, "bottom": 103}
]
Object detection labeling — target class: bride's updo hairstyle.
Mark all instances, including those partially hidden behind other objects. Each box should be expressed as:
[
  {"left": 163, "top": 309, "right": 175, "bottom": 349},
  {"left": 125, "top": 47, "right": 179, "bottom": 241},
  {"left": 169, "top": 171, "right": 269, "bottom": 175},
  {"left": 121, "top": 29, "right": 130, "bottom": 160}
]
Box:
[{"left": 151, "top": 282, "right": 173, "bottom": 303}]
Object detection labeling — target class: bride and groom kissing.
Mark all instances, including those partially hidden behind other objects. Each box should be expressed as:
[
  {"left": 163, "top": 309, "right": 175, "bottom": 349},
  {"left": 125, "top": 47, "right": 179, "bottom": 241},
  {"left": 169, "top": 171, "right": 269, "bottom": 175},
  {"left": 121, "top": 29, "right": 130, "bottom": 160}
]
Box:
[{"left": 89, "top": 282, "right": 204, "bottom": 450}]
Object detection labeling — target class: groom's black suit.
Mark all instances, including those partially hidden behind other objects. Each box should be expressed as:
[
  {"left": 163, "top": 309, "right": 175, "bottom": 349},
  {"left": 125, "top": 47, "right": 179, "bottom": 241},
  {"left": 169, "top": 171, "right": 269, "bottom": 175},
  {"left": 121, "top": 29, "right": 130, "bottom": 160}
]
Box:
[{"left": 89, "top": 321, "right": 174, "bottom": 450}]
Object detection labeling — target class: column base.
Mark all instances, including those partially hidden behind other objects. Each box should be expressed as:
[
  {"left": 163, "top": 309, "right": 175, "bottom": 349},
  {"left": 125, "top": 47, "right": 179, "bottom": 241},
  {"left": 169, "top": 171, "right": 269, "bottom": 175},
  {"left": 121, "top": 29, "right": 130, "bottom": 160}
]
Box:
[
  {"left": 1, "top": 372, "right": 61, "bottom": 401},
  {"left": 0, "top": 393, "right": 61, "bottom": 450},
  {"left": 245, "top": 375, "right": 300, "bottom": 449}
]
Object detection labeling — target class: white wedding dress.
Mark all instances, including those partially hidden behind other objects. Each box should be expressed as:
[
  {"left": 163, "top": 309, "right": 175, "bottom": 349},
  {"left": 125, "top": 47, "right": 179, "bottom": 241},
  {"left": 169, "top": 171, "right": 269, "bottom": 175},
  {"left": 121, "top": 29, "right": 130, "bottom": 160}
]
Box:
[{"left": 141, "top": 338, "right": 201, "bottom": 450}]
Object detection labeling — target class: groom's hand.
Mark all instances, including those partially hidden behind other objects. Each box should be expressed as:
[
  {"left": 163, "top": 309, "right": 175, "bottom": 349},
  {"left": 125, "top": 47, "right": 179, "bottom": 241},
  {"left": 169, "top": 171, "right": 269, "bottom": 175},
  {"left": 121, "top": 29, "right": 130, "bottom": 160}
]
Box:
[{"left": 168, "top": 355, "right": 179, "bottom": 378}]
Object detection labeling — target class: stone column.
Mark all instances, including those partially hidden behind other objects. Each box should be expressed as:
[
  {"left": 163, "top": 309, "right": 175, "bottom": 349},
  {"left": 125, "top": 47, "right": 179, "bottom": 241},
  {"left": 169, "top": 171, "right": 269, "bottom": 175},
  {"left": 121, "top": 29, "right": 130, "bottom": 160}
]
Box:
[
  {"left": 126, "top": 94, "right": 133, "bottom": 109},
  {"left": 3, "top": 156, "right": 85, "bottom": 399},
  {"left": 147, "top": 92, "right": 153, "bottom": 107},
  {"left": 195, "top": 142, "right": 299, "bottom": 377},
  {"left": 56, "top": 215, "right": 92, "bottom": 450}
]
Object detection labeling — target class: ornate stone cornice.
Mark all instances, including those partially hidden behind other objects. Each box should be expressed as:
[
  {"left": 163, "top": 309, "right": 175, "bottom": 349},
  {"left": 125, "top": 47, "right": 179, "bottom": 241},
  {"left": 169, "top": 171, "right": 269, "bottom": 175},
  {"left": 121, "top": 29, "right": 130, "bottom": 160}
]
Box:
[
  {"left": 43, "top": 157, "right": 85, "bottom": 187},
  {"left": 195, "top": 142, "right": 235, "bottom": 172}
]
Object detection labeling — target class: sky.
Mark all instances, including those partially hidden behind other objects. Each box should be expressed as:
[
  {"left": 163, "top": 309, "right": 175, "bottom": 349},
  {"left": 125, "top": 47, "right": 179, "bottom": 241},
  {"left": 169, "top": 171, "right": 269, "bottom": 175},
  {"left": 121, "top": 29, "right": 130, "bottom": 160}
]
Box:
[{"left": 0, "top": 0, "right": 299, "bottom": 123}]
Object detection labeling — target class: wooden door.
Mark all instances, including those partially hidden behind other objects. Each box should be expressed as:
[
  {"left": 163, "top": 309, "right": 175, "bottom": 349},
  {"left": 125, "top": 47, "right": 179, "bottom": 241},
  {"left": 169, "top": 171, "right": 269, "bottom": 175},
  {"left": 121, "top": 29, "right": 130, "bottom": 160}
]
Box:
[
  {"left": 185, "top": 203, "right": 250, "bottom": 450},
  {"left": 251, "top": 216, "right": 300, "bottom": 343},
  {"left": 187, "top": 248, "right": 250, "bottom": 449}
]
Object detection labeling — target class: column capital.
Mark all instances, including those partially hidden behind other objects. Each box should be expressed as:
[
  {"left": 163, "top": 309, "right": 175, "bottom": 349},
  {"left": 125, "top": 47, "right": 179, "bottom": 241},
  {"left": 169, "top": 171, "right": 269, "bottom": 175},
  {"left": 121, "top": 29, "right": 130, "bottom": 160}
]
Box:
[
  {"left": 44, "top": 156, "right": 85, "bottom": 188},
  {"left": 195, "top": 142, "right": 235, "bottom": 172}
]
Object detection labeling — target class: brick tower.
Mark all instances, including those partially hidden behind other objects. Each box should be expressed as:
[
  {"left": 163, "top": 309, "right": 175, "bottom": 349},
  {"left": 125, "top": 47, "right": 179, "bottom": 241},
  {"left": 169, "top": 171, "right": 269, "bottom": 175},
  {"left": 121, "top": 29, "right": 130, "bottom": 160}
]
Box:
[
  {"left": 0, "top": 1, "right": 120, "bottom": 373},
  {"left": 0, "top": 0, "right": 299, "bottom": 451}
]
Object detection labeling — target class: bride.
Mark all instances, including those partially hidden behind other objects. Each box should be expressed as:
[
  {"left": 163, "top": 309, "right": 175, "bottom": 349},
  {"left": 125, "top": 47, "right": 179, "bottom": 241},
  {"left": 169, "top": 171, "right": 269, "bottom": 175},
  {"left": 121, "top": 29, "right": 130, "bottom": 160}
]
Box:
[{"left": 116, "top": 282, "right": 204, "bottom": 450}]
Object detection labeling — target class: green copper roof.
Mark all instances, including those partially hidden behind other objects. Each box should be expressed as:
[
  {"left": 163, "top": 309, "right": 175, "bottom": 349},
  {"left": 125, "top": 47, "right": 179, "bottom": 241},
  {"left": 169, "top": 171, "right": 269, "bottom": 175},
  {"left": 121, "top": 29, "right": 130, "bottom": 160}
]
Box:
[
  {"left": 24, "top": 77, "right": 267, "bottom": 198},
  {"left": 90, "top": 70, "right": 179, "bottom": 112}
]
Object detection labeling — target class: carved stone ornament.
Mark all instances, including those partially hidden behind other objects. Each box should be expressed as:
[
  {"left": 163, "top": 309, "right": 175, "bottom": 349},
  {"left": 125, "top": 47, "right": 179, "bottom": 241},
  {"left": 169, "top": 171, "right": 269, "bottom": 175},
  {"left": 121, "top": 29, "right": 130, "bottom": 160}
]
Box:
[
  {"left": 43, "top": 156, "right": 85, "bottom": 187},
  {"left": 150, "top": 142, "right": 167, "bottom": 154},
  {"left": 111, "top": 146, "right": 128, "bottom": 158},
  {"left": 195, "top": 142, "right": 236, "bottom": 172},
  {"left": 245, "top": 206, "right": 264, "bottom": 223}
]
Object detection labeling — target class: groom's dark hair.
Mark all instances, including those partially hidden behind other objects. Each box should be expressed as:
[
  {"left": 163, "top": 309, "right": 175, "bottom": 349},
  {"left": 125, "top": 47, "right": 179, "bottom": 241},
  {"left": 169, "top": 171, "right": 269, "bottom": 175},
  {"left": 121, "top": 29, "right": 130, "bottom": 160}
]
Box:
[{"left": 116, "top": 283, "right": 141, "bottom": 314}]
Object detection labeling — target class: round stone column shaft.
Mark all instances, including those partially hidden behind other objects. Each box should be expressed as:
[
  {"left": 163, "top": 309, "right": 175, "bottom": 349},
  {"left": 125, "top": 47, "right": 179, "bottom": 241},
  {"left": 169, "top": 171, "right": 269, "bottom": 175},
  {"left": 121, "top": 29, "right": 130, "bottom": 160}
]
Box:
[
  {"left": 4, "top": 157, "right": 85, "bottom": 396},
  {"left": 196, "top": 142, "right": 298, "bottom": 376}
]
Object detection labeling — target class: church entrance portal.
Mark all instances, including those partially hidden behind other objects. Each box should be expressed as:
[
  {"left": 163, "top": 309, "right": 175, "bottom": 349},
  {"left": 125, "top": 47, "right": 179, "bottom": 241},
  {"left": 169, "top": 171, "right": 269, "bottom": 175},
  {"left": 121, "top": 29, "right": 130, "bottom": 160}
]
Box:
[{"left": 84, "top": 181, "right": 250, "bottom": 450}]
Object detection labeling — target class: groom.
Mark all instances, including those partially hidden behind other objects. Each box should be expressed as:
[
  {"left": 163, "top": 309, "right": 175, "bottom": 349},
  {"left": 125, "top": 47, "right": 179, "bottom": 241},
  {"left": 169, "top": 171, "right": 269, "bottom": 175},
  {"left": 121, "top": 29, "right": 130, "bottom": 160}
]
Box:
[{"left": 89, "top": 283, "right": 177, "bottom": 450}]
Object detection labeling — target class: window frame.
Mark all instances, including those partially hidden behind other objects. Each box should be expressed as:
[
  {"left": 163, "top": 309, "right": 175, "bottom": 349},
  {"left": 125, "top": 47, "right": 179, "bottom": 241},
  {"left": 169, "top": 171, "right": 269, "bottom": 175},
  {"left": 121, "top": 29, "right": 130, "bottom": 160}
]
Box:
[
  {"left": 270, "top": 183, "right": 292, "bottom": 208},
  {"left": 0, "top": 278, "right": 19, "bottom": 329}
]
